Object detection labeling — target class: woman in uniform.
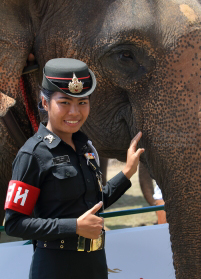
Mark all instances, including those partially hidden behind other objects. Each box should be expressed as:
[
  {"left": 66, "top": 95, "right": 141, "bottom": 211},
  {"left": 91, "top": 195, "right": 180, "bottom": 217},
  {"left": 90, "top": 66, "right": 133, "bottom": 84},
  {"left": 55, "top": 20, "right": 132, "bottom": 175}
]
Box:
[{"left": 4, "top": 58, "right": 144, "bottom": 279}]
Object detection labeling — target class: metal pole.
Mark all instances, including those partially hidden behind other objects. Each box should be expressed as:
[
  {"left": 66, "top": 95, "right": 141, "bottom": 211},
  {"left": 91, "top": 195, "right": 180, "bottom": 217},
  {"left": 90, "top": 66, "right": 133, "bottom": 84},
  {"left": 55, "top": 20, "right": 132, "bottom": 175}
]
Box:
[
  {"left": 100, "top": 205, "right": 165, "bottom": 218},
  {"left": 0, "top": 205, "right": 165, "bottom": 232}
]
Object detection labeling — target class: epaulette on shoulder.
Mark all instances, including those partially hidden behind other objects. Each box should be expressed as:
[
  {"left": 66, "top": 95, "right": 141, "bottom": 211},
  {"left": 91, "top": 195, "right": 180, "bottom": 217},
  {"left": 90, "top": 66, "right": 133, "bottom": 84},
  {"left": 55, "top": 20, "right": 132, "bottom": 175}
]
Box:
[{"left": 20, "top": 134, "right": 43, "bottom": 154}]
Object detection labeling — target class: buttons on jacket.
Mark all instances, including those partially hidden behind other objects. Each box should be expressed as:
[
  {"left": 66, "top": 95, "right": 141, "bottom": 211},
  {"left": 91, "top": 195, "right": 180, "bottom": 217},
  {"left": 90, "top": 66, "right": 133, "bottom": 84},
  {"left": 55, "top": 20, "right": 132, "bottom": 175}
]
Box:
[{"left": 60, "top": 240, "right": 64, "bottom": 249}]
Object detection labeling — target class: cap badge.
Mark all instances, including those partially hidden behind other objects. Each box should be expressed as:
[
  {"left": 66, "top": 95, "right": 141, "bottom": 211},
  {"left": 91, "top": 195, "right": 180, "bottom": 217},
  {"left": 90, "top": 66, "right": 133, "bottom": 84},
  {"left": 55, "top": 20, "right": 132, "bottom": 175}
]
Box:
[
  {"left": 44, "top": 134, "right": 55, "bottom": 144},
  {"left": 68, "top": 73, "right": 83, "bottom": 94}
]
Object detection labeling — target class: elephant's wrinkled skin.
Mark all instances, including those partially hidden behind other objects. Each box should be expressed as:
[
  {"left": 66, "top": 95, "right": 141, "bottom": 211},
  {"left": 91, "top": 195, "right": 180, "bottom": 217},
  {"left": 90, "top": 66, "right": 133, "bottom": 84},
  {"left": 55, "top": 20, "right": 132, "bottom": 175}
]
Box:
[{"left": 0, "top": 1, "right": 201, "bottom": 278}]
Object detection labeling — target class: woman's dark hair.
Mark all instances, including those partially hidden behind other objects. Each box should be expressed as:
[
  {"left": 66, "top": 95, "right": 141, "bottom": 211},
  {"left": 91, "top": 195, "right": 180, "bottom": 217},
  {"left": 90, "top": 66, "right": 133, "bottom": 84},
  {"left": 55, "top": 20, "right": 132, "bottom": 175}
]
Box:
[{"left": 38, "top": 87, "right": 55, "bottom": 122}]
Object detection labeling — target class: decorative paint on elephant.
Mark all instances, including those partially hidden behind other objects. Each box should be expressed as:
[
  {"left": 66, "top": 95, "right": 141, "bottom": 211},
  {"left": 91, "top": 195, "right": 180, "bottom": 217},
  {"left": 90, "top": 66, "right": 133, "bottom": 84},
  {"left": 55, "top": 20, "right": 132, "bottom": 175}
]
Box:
[{"left": 0, "top": 1, "right": 201, "bottom": 278}]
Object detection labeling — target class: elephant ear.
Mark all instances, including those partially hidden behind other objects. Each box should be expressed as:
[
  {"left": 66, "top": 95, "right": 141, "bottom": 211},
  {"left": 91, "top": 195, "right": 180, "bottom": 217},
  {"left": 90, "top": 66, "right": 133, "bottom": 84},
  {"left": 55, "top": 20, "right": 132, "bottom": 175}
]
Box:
[
  {"left": 0, "top": 0, "right": 34, "bottom": 110},
  {"left": 0, "top": 94, "right": 16, "bottom": 117}
]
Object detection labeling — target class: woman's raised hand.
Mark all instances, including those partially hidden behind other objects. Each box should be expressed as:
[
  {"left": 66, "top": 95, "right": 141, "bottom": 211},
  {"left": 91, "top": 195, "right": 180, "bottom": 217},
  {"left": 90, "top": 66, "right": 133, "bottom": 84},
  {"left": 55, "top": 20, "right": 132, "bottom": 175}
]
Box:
[
  {"left": 76, "top": 201, "right": 104, "bottom": 239},
  {"left": 122, "top": 132, "right": 145, "bottom": 180}
]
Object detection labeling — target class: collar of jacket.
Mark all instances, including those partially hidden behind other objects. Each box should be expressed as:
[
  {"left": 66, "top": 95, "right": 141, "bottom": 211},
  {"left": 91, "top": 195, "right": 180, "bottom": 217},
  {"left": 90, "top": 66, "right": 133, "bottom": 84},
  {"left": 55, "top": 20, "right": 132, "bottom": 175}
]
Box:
[{"left": 36, "top": 123, "right": 88, "bottom": 151}]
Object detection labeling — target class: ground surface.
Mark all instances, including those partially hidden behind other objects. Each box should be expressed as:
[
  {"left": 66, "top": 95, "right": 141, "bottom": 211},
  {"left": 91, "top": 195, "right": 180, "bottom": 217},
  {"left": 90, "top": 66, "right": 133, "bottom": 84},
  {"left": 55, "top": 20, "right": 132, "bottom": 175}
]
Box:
[{"left": 0, "top": 160, "right": 157, "bottom": 243}]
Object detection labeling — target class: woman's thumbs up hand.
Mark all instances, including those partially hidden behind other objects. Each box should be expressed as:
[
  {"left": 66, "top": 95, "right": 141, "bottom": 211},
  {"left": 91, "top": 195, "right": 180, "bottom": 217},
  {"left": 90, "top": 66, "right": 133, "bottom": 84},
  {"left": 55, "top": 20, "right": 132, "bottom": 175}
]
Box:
[{"left": 76, "top": 201, "right": 104, "bottom": 239}]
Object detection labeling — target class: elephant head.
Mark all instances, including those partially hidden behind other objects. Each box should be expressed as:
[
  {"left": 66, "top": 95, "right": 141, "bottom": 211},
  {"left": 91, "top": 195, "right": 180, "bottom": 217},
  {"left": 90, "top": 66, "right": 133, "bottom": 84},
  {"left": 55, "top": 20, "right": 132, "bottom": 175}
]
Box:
[{"left": 0, "top": 1, "right": 201, "bottom": 278}]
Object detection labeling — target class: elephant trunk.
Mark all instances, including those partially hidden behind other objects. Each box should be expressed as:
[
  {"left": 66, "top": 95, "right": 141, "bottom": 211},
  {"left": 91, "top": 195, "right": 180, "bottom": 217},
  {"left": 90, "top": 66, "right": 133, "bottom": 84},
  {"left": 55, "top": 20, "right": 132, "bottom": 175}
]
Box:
[{"left": 166, "top": 179, "right": 201, "bottom": 278}]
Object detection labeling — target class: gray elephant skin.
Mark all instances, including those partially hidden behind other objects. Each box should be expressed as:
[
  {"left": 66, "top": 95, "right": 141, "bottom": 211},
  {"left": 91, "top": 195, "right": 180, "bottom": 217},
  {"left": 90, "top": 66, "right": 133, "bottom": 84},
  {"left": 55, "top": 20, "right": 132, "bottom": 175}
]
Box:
[{"left": 0, "top": 1, "right": 201, "bottom": 278}]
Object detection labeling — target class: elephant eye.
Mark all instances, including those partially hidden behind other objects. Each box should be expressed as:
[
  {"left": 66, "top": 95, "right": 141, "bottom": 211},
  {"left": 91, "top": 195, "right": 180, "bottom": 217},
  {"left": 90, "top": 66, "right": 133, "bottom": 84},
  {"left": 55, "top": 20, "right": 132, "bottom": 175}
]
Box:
[
  {"left": 117, "top": 50, "right": 140, "bottom": 72},
  {"left": 100, "top": 44, "right": 156, "bottom": 87},
  {"left": 119, "top": 51, "right": 133, "bottom": 61}
]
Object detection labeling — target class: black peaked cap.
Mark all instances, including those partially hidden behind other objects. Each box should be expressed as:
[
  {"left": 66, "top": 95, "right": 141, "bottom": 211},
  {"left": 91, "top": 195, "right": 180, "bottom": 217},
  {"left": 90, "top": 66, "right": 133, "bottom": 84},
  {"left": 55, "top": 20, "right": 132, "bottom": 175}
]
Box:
[{"left": 42, "top": 58, "right": 96, "bottom": 97}]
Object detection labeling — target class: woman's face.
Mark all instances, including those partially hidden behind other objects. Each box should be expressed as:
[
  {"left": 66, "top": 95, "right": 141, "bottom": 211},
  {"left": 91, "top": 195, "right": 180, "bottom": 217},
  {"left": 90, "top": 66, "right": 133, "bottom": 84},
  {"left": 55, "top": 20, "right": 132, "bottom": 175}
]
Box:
[{"left": 43, "top": 92, "right": 90, "bottom": 137}]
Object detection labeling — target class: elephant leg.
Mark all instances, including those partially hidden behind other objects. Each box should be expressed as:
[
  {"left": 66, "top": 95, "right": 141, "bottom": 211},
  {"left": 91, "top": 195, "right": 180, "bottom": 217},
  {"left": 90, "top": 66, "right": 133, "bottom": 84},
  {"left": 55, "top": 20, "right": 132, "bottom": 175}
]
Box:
[
  {"left": 138, "top": 162, "right": 155, "bottom": 206},
  {"left": 0, "top": 116, "right": 20, "bottom": 225},
  {"left": 99, "top": 157, "right": 108, "bottom": 186}
]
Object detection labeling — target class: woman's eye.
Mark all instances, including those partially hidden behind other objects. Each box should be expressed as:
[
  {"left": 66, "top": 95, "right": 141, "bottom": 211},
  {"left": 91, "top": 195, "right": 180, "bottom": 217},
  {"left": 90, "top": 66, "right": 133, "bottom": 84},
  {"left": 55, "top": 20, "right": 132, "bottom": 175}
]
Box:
[
  {"left": 79, "top": 101, "right": 87, "bottom": 105},
  {"left": 61, "top": 102, "right": 69, "bottom": 104}
]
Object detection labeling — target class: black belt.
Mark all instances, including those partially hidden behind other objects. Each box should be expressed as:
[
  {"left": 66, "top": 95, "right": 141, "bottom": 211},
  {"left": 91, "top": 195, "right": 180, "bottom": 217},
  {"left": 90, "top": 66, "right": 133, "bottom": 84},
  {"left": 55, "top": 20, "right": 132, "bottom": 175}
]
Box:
[{"left": 37, "top": 231, "right": 105, "bottom": 253}]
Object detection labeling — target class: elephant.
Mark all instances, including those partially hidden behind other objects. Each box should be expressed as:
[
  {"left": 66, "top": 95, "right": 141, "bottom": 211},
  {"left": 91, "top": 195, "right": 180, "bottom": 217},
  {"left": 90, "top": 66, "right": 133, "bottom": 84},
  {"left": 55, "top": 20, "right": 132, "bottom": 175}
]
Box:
[
  {"left": 0, "top": 1, "right": 201, "bottom": 278},
  {"left": 139, "top": 162, "right": 167, "bottom": 224},
  {"left": 139, "top": 161, "right": 155, "bottom": 206}
]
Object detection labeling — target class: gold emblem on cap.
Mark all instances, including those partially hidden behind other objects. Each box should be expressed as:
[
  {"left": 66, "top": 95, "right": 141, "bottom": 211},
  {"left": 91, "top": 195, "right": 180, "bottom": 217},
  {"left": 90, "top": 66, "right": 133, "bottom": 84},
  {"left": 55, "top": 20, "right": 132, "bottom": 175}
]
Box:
[{"left": 68, "top": 73, "right": 83, "bottom": 94}]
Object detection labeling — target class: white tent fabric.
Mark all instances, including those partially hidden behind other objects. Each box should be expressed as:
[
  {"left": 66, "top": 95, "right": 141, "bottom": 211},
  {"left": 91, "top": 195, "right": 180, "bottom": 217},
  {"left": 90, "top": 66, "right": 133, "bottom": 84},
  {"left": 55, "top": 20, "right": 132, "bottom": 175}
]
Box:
[{"left": 0, "top": 224, "right": 175, "bottom": 279}]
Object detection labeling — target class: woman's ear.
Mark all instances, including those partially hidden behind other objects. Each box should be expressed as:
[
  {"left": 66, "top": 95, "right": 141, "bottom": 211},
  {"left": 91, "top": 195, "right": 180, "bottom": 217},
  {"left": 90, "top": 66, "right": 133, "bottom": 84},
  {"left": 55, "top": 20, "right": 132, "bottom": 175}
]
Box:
[{"left": 41, "top": 96, "right": 48, "bottom": 111}]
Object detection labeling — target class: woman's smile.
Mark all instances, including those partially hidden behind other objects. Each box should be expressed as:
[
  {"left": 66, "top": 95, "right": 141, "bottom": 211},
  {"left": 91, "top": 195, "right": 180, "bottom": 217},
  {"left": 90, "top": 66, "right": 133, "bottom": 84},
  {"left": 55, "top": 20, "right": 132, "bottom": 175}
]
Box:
[{"left": 64, "top": 120, "right": 80, "bottom": 126}]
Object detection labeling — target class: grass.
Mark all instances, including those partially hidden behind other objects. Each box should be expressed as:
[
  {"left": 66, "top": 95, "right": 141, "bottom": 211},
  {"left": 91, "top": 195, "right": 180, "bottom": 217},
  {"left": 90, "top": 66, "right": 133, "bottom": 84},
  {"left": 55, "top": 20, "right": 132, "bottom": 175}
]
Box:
[{"left": 104, "top": 161, "right": 157, "bottom": 230}]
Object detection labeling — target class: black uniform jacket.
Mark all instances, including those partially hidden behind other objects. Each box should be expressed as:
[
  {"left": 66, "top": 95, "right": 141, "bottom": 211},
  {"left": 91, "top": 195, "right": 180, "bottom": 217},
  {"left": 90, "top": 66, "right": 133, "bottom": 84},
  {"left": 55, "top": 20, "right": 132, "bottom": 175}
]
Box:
[{"left": 5, "top": 123, "right": 131, "bottom": 242}]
